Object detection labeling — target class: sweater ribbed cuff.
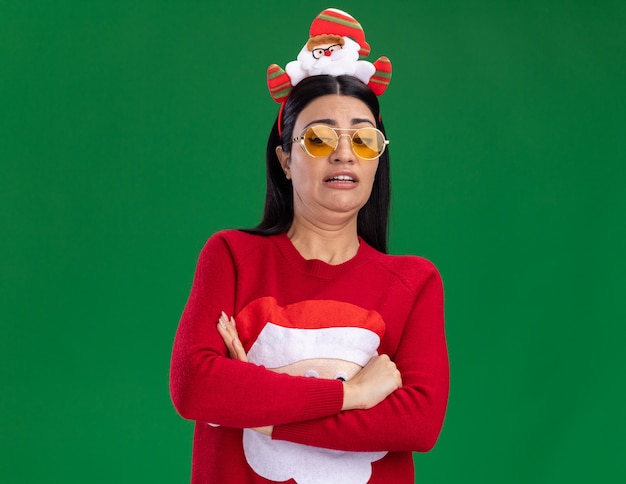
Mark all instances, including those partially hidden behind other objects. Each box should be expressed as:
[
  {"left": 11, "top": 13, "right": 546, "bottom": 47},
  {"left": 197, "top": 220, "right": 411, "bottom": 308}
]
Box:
[
  {"left": 272, "top": 419, "right": 317, "bottom": 446},
  {"left": 302, "top": 377, "right": 344, "bottom": 421},
  {"left": 272, "top": 378, "right": 342, "bottom": 445}
]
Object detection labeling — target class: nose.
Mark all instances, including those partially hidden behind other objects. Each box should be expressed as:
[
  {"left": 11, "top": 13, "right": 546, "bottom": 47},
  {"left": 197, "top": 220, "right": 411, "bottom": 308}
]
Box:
[
  {"left": 324, "top": 50, "right": 332, "bottom": 57},
  {"left": 331, "top": 134, "right": 355, "bottom": 163}
]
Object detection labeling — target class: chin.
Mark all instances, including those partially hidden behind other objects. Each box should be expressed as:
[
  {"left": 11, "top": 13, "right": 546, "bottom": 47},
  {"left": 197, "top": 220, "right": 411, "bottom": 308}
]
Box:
[{"left": 325, "top": 199, "right": 368, "bottom": 215}]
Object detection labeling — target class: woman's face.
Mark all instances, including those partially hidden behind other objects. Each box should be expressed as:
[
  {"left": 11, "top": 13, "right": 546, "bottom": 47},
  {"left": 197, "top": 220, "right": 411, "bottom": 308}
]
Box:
[{"left": 277, "top": 94, "right": 380, "bottom": 227}]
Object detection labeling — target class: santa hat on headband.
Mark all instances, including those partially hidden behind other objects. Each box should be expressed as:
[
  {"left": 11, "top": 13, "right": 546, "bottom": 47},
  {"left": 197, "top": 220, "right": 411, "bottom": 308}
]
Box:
[{"left": 309, "top": 8, "right": 371, "bottom": 57}]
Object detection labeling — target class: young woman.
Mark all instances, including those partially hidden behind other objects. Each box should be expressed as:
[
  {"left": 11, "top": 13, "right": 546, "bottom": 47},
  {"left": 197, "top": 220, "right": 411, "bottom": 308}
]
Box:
[{"left": 170, "top": 9, "right": 448, "bottom": 483}]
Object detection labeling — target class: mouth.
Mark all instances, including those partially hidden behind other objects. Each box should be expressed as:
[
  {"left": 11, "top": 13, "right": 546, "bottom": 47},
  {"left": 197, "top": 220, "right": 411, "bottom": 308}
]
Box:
[{"left": 325, "top": 175, "right": 357, "bottom": 183}]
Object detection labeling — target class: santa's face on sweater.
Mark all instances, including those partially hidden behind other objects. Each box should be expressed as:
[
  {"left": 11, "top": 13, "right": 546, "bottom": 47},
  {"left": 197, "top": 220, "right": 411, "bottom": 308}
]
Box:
[
  {"left": 237, "top": 297, "right": 387, "bottom": 484},
  {"left": 273, "top": 357, "right": 361, "bottom": 382}
]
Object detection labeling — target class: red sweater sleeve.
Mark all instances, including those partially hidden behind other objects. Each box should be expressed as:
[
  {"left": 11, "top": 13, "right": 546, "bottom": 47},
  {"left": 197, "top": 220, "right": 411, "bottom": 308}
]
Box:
[
  {"left": 169, "top": 234, "right": 344, "bottom": 428},
  {"left": 271, "top": 265, "right": 449, "bottom": 452}
]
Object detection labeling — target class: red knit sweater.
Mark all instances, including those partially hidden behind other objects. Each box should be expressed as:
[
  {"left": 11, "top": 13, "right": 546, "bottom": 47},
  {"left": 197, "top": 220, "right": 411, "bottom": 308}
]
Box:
[{"left": 170, "top": 230, "right": 449, "bottom": 483}]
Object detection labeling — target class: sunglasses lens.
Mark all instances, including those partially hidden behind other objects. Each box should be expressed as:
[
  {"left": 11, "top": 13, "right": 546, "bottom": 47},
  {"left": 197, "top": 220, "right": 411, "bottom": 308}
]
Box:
[
  {"left": 352, "top": 128, "right": 385, "bottom": 159},
  {"left": 303, "top": 126, "right": 337, "bottom": 156}
]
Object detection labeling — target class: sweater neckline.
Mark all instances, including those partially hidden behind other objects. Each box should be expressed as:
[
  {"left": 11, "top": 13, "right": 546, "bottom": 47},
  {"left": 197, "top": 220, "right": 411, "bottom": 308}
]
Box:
[{"left": 270, "top": 232, "right": 373, "bottom": 279}]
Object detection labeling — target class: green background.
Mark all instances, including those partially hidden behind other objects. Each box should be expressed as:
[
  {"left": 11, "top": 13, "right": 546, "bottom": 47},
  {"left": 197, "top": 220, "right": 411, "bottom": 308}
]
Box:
[{"left": 2, "top": 0, "right": 625, "bottom": 482}]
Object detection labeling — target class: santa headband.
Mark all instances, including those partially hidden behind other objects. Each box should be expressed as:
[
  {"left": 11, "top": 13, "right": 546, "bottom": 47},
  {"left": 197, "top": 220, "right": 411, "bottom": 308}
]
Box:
[{"left": 266, "top": 8, "right": 392, "bottom": 135}]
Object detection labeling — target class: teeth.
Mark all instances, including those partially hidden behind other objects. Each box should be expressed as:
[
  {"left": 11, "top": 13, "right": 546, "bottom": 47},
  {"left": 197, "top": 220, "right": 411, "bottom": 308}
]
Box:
[{"left": 327, "top": 175, "right": 355, "bottom": 182}]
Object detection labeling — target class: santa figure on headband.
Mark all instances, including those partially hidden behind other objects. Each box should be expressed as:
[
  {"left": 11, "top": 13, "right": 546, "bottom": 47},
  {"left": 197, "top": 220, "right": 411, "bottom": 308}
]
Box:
[{"left": 268, "top": 8, "right": 392, "bottom": 103}]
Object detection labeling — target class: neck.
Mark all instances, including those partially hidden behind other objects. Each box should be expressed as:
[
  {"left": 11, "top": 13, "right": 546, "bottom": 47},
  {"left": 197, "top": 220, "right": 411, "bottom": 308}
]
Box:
[{"left": 287, "top": 216, "right": 360, "bottom": 265}]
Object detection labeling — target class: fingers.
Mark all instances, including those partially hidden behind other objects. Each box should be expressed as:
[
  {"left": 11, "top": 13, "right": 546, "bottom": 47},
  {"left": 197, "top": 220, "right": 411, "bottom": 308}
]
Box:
[
  {"left": 217, "top": 311, "right": 248, "bottom": 362},
  {"left": 370, "top": 354, "right": 402, "bottom": 389},
  {"left": 250, "top": 425, "right": 273, "bottom": 436},
  {"left": 342, "top": 354, "right": 402, "bottom": 411},
  {"left": 231, "top": 332, "right": 248, "bottom": 362},
  {"left": 217, "top": 311, "right": 236, "bottom": 355}
]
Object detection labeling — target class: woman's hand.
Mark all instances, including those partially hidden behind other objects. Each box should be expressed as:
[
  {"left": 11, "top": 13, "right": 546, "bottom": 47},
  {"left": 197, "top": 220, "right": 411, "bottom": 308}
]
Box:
[
  {"left": 217, "top": 311, "right": 248, "bottom": 362},
  {"left": 217, "top": 312, "right": 272, "bottom": 436},
  {"left": 341, "top": 354, "right": 402, "bottom": 411}
]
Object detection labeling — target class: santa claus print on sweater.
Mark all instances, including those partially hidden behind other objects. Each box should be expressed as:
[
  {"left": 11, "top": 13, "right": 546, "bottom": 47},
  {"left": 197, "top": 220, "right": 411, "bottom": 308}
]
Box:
[{"left": 234, "top": 296, "right": 387, "bottom": 484}]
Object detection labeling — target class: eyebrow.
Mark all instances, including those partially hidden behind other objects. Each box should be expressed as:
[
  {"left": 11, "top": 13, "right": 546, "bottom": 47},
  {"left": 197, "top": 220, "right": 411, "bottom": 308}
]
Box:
[{"left": 303, "top": 117, "right": 375, "bottom": 130}]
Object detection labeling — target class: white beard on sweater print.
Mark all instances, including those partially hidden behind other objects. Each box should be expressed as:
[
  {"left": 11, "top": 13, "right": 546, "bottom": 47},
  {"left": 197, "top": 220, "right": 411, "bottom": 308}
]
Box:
[{"left": 244, "top": 429, "right": 385, "bottom": 484}]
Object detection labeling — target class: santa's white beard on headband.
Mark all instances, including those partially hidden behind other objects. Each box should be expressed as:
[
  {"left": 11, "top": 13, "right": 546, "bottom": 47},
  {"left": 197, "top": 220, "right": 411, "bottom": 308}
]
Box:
[{"left": 286, "top": 37, "right": 375, "bottom": 86}]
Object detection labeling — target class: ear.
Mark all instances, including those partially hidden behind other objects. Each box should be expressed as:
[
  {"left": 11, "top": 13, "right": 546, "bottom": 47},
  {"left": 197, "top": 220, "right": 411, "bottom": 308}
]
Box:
[{"left": 276, "top": 145, "right": 291, "bottom": 179}]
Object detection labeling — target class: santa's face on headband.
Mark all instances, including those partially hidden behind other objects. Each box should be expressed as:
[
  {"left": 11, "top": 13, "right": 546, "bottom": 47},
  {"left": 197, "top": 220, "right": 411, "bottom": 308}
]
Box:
[
  {"left": 298, "top": 35, "right": 359, "bottom": 75},
  {"left": 286, "top": 35, "right": 374, "bottom": 86}
]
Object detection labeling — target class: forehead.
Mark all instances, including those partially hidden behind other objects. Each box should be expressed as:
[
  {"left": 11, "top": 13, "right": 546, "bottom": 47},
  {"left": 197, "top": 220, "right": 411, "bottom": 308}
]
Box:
[{"left": 294, "top": 94, "right": 375, "bottom": 130}]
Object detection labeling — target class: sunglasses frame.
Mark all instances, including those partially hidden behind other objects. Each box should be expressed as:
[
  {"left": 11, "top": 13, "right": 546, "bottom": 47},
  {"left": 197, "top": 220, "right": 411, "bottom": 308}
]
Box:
[{"left": 292, "top": 125, "right": 389, "bottom": 160}]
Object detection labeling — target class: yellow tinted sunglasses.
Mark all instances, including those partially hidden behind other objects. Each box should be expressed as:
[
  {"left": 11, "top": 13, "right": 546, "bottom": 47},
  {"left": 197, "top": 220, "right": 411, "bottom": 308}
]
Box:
[{"left": 292, "top": 125, "right": 389, "bottom": 160}]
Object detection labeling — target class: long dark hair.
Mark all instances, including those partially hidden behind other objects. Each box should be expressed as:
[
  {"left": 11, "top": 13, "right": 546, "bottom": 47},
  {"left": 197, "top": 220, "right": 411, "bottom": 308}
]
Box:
[{"left": 244, "top": 75, "right": 391, "bottom": 253}]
